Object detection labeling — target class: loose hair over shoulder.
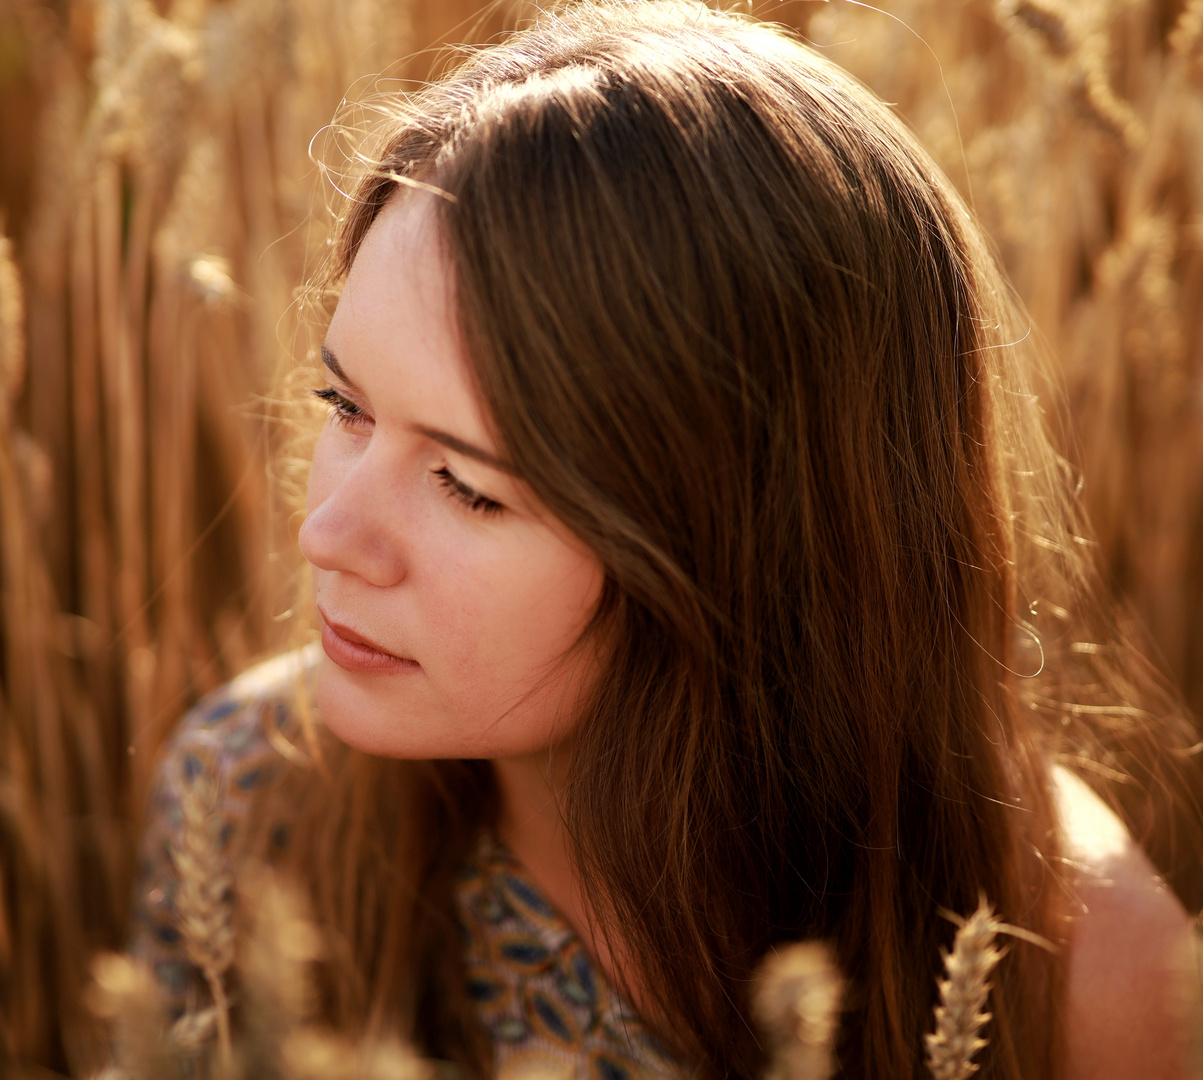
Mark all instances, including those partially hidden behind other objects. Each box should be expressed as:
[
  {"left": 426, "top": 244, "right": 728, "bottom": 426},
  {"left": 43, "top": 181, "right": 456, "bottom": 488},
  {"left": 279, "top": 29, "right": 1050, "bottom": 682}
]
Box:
[{"left": 269, "top": 4, "right": 1203, "bottom": 1079}]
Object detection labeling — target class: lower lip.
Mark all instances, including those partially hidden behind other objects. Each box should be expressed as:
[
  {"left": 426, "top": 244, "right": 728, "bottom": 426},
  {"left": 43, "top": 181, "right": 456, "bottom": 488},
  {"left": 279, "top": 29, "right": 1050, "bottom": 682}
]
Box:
[{"left": 320, "top": 621, "right": 421, "bottom": 675}]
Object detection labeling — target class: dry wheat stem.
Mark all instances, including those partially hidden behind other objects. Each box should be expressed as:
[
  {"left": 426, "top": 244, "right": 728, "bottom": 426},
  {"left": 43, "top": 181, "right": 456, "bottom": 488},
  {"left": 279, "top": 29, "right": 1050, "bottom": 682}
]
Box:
[{"left": 0, "top": 237, "right": 25, "bottom": 425}]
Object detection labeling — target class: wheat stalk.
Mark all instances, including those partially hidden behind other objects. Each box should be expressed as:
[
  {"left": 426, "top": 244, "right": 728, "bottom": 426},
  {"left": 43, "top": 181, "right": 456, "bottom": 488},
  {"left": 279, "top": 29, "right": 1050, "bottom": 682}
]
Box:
[
  {"left": 0, "top": 236, "right": 25, "bottom": 427},
  {"left": 753, "top": 941, "right": 845, "bottom": 1080},
  {"left": 170, "top": 767, "right": 234, "bottom": 1067}
]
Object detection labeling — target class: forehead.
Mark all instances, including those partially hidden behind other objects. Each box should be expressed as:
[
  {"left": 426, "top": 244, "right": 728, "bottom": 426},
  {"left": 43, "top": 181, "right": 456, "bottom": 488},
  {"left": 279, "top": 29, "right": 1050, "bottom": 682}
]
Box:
[{"left": 326, "top": 193, "right": 494, "bottom": 449}]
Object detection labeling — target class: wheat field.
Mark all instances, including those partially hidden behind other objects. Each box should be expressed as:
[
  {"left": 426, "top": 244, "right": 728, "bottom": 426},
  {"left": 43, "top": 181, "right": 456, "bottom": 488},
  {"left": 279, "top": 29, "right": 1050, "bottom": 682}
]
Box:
[{"left": 1, "top": 0, "right": 1202, "bottom": 1075}]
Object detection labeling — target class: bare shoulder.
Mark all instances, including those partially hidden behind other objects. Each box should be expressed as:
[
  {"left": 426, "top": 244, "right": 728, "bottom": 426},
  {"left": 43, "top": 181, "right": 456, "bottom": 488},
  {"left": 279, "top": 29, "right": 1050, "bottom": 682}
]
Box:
[{"left": 1052, "top": 765, "right": 1197, "bottom": 1080}]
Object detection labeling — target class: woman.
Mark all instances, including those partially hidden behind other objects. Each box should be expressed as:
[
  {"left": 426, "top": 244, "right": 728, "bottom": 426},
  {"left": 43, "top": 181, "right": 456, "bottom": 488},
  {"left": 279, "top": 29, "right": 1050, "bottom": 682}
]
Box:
[{"left": 130, "top": 3, "right": 1203, "bottom": 1078}]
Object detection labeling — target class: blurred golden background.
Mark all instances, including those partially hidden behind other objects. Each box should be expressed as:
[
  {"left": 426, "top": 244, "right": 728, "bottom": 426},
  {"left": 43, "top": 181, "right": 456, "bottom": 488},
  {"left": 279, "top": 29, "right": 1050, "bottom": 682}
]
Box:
[{"left": 1, "top": 0, "right": 1202, "bottom": 1074}]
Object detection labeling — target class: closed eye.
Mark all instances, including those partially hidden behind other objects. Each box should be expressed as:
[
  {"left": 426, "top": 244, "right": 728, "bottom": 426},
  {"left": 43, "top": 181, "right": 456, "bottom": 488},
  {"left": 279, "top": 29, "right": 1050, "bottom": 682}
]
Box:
[
  {"left": 313, "top": 386, "right": 371, "bottom": 430},
  {"left": 433, "top": 466, "right": 505, "bottom": 517}
]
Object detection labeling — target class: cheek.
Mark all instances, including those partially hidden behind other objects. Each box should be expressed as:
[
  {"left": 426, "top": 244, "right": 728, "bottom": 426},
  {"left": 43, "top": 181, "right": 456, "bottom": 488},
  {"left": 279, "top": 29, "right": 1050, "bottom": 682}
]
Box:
[{"left": 424, "top": 534, "right": 604, "bottom": 709}]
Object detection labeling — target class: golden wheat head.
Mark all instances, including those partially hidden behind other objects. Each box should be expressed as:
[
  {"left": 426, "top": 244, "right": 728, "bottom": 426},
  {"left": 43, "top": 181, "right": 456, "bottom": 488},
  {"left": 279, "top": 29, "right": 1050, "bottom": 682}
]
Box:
[
  {"left": 85, "top": 953, "right": 173, "bottom": 1080},
  {"left": 234, "top": 864, "right": 325, "bottom": 1077},
  {"left": 753, "top": 940, "right": 845, "bottom": 1080},
  {"left": 170, "top": 766, "right": 235, "bottom": 1064},
  {"left": 924, "top": 897, "right": 1006, "bottom": 1080}
]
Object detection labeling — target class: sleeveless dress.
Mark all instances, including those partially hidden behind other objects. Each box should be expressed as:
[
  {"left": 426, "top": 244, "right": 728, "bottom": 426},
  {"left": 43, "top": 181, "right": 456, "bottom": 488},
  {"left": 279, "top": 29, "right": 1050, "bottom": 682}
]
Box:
[{"left": 128, "top": 647, "right": 679, "bottom": 1080}]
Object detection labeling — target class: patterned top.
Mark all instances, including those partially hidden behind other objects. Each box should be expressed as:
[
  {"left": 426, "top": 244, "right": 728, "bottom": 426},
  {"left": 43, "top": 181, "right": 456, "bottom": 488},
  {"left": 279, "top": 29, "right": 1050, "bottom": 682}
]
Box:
[{"left": 129, "top": 647, "right": 679, "bottom": 1080}]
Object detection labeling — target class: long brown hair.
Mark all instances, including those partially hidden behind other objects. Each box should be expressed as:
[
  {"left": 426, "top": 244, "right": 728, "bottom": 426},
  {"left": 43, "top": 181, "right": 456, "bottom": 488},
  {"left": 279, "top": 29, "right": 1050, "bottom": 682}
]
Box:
[{"left": 268, "top": 4, "right": 1203, "bottom": 1078}]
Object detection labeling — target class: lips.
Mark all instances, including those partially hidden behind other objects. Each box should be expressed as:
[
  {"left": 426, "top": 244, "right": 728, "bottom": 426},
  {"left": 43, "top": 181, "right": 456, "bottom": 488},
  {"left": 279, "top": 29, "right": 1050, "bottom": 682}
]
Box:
[{"left": 318, "top": 610, "right": 420, "bottom": 675}]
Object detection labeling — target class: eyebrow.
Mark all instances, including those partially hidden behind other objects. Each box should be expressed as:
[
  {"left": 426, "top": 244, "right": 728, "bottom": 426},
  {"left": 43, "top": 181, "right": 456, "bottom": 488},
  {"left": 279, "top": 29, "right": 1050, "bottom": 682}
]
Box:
[
  {"left": 320, "top": 343, "right": 517, "bottom": 475},
  {"left": 321, "top": 343, "right": 362, "bottom": 393}
]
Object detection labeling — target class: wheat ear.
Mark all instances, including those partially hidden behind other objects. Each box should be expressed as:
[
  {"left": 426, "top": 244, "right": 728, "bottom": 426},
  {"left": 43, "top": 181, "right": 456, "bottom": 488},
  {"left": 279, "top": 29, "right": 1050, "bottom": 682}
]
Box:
[
  {"left": 1170, "top": 0, "right": 1203, "bottom": 60},
  {"left": 277, "top": 1029, "right": 431, "bottom": 1080},
  {"left": 753, "top": 941, "right": 845, "bottom": 1080},
  {"left": 168, "top": 1005, "right": 219, "bottom": 1057},
  {"left": 170, "top": 767, "right": 234, "bottom": 1067},
  {"left": 237, "top": 864, "right": 324, "bottom": 1077},
  {"left": 86, "top": 953, "right": 173, "bottom": 1080},
  {"left": 924, "top": 897, "right": 1007, "bottom": 1080},
  {"left": 1006, "top": 0, "right": 1073, "bottom": 56}
]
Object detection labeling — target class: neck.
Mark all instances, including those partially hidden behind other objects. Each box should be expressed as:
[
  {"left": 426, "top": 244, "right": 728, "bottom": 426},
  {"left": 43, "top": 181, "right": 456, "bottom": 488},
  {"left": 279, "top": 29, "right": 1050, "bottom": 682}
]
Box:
[{"left": 491, "top": 750, "right": 630, "bottom": 1004}]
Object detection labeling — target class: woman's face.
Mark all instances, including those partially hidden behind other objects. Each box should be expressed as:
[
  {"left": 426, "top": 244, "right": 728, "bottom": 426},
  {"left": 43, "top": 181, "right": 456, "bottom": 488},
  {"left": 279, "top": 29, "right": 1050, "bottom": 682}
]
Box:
[{"left": 299, "top": 193, "right": 605, "bottom": 760}]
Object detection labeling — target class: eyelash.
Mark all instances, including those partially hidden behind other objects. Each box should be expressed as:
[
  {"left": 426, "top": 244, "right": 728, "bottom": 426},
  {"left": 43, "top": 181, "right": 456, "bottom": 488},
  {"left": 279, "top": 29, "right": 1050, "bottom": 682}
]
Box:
[
  {"left": 432, "top": 466, "right": 505, "bottom": 517},
  {"left": 313, "top": 386, "right": 368, "bottom": 428},
  {"left": 312, "top": 386, "right": 505, "bottom": 518}
]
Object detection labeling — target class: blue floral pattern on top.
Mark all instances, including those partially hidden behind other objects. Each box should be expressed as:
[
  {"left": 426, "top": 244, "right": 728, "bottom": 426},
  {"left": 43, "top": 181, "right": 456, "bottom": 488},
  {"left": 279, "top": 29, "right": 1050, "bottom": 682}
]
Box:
[
  {"left": 456, "top": 841, "right": 677, "bottom": 1080},
  {"left": 128, "top": 647, "right": 680, "bottom": 1080}
]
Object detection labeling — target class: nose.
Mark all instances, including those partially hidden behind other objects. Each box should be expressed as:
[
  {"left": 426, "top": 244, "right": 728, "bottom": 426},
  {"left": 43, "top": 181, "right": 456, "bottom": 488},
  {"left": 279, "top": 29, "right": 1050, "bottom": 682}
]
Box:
[{"left": 298, "top": 439, "right": 410, "bottom": 588}]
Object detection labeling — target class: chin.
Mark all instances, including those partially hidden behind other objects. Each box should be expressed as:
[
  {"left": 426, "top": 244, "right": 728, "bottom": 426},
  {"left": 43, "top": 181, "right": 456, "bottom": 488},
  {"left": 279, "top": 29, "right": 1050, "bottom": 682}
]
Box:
[
  {"left": 312, "top": 657, "right": 476, "bottom": 760},
  {"left": 314, "top": 657, "right": 432, "bottom": 758}
]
